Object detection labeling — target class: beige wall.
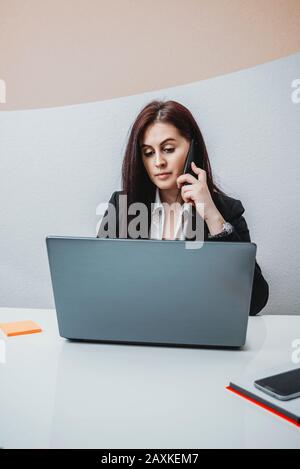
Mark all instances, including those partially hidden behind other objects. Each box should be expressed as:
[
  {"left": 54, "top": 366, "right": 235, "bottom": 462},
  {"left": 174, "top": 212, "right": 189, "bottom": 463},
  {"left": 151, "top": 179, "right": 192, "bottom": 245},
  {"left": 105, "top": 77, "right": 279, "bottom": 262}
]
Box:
[{"left": 0, "top": 0, "right": 300, "bottom": 110}]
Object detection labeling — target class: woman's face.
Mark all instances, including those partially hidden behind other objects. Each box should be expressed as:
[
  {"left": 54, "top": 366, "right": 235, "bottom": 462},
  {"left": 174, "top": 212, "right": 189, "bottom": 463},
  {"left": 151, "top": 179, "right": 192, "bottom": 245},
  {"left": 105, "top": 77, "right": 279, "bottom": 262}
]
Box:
[{"left": 141, "top": 122, "right": 190, "bottom": 191}]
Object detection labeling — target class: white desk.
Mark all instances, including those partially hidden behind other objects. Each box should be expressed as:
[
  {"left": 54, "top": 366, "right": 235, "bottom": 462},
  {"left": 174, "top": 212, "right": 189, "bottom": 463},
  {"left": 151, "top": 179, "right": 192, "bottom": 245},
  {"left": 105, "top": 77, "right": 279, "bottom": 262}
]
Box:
[{"left": 0, "top": 308, "right": 299, "bottom": 449}]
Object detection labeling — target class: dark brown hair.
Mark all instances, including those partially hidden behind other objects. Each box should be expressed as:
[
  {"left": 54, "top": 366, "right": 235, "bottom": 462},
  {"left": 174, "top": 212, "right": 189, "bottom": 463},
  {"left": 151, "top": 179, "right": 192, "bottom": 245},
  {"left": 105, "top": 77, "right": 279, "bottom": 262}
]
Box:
[{"left": 121, "top": 99, "right": 226, "bottom": 207}]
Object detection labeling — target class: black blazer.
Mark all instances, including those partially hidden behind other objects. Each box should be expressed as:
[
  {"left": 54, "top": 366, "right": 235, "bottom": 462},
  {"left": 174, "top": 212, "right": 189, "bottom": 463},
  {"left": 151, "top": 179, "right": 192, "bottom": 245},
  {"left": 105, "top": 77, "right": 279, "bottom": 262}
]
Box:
[{"left": 97, "top": 190, "right": 269, "bottom": 316}]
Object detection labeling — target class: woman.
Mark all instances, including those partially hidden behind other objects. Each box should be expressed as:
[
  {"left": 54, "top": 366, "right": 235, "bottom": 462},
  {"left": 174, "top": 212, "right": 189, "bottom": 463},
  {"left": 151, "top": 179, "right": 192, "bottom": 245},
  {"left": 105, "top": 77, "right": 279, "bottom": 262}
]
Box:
[{"left": 97, "top": 100, "right": 269, "bottom": 315}]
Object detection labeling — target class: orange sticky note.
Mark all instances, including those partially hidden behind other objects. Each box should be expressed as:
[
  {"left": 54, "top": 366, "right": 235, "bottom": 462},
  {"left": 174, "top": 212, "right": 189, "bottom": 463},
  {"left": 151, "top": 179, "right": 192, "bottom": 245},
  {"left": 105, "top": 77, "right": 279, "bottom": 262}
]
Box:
[{"left": 0, "top": 320, "right": 42, "bottom": 337}]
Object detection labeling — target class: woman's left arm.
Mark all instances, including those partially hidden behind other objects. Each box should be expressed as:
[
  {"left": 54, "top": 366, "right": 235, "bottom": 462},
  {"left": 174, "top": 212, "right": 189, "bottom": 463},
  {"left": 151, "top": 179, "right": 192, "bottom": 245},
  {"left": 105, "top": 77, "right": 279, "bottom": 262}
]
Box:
[
  {"left": 207, "top": 198, "right": 269, "bottom": 316},
  {"left": 177, "top": 163, "right": 269, "bottom": 316}
]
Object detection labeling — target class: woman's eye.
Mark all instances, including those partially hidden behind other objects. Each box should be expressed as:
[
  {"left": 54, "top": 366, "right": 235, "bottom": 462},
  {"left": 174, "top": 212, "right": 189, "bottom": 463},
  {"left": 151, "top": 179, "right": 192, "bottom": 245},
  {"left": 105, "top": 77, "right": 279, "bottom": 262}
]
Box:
[{"left": 144, "top": 148, "right": 174, "bottom": 157}]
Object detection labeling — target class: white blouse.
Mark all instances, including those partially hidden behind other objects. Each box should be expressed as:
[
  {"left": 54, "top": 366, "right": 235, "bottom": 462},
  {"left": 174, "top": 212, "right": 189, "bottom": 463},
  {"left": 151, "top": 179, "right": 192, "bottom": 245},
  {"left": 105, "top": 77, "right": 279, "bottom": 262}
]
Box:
[{"left": 150, "top": 187, "right": 192, "bottom": 240}]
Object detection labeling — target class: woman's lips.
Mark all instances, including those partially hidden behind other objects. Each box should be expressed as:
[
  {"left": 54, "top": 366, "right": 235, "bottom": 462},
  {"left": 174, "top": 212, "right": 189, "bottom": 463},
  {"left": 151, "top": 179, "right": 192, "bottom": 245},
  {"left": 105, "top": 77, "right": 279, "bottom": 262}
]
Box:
[{"left": 156, "top": 172, "right": 172, "bottom": 180}]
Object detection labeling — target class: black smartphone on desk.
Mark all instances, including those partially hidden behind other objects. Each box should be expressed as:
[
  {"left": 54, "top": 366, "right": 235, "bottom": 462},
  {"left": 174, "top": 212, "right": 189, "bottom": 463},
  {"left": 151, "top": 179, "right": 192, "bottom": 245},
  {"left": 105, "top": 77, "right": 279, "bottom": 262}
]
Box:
[{"left": 254, "top": 368, "right": 300, "bottom": 401}]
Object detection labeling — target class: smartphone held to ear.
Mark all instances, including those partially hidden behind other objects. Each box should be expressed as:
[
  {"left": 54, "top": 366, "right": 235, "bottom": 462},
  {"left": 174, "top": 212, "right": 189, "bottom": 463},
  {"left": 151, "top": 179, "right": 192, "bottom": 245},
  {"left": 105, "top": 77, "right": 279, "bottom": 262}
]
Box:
[
  {"left": 182, "top": 139, "right": 203, "bottom": 185},
  {"left": 175, "top": 138, "right": 203, "bottom": 201},
  {"left": 182, "top": 139, "right": 196, "bottom": 182}
]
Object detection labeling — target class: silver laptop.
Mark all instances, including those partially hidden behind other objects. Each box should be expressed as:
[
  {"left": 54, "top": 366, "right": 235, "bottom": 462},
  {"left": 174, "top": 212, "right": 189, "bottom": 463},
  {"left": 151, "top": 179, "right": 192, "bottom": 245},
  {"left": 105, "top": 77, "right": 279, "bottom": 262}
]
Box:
[{"left": 46, "top": 237, "right": 257, "bottom": 348}]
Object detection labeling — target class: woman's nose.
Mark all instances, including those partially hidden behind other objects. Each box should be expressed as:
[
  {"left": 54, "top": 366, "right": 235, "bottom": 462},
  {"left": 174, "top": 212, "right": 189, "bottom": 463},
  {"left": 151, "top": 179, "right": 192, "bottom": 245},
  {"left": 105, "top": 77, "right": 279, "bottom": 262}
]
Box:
[{"left": 154, "top": 153, "right": 166, "bottom": 167}]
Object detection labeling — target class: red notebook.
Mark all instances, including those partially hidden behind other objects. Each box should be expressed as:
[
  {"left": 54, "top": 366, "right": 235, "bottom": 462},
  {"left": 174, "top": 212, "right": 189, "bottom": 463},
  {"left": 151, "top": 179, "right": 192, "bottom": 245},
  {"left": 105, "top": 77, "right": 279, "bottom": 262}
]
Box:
[{"left": 227, "top": 364, "right": 300, "bottom": 428}]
